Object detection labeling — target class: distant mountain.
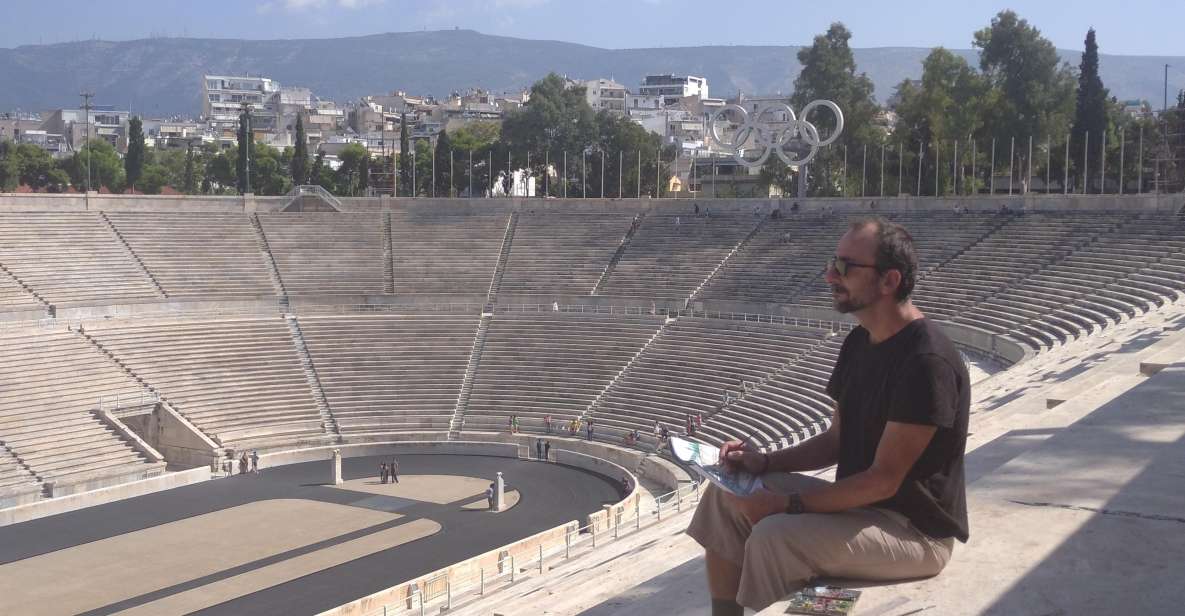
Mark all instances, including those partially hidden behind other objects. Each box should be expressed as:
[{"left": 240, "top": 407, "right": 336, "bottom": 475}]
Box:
[{"left": 1, "top": 29, "right": 1182, "bottom": 116}]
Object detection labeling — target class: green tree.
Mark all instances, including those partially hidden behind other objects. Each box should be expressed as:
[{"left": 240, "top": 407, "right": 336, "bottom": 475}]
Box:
[
  {"left": 249, "top": 142, "right": 293, "bottom": 196},
  {"left": 450, "top": 122, "right": 501, "bottom": 196},
  {"left": 236, "top": 109, "right": 251, "bottom": 193},
  {"left": 291, "top": 114, "right": 309, "bottom": 186},
  {"left": 758, "top": 156, "right": 796, "bottom": 197},
  {"left": 125, "top": 116, "right": 145, "bottom": 191},
  {"left": 500, "top": 73, "right": 598, "bottom": 196},
  {"left": 206, "top": 148, "right": 237, "bottom": 194},
  {"left": 309, "top": 150, "right": 335, "bottom": 192},
  {"left": 336, "top": 142, "right": 370, "bottom": 196},
  {"left": 398, "top": 113, "right": 411, "bottom": 196},
  {"left": 183, "top": 143, "right": 199, "bottom": 194},
  {"left": 66, "top": 139, "right": 125, "bottom": 193},
  {"left": 593, "top": 111, "right": 664, "bottom": 198},
  {"left": 892, "top": 48, "right": 994, "bottom": 195},
  {"left": 2, "top": 143, "right": 64, "bottom": 191},
  {"left": 1070, "top": 28, "right": 1110, "bottom": 192},
  {"left": 790, "top": 22, "right": 882, "bottom": 196},
  {"left": 974, "top": 10, "right": 1075, "bottom": 185},
  {"left": 414, "top": 139, "right": 433, "bottom": 197},
  {"left": 138, "top": 164, "right": 169, "bottom": 194},
  {"left": 433, "top": 129, "right": 454, "bottom": 196},
  {"left": 0, "top": 141, "right": 17, "bottom": 191}
]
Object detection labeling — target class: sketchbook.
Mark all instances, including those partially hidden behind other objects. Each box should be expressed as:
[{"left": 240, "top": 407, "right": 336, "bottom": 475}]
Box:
[{"left": 669, "top": 436, "right": 763, "bottom": 497}]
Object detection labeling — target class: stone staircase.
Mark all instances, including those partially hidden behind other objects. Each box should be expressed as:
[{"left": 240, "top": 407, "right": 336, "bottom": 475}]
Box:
[
  {"left": 686, "top": 212, "right": 770, "bottom": 305},
  {"left": 0, "top": 262, "right": 53, "bottom": 312},
  {"left": 72, "top": 327, "right": 175, "bottom": 432},
  {"left": 250, "top": 213, "right": 289, "bottom": 300},
  {"left": 592, "top": 213, "right": 645, "bottom": 295},
  {"left": 0, "top": 438, "right": 41, "bottom": 489},
  {"left": 486, "top": 213, "right": 519, "bottom": 305},
  {"left": 449, "top": 315, "right": 492, "bottom": 438},
  {"left": 99, "top": 211, "right": 167, "bottom": 298},
  {"left": 584, "top": 315, "right": 673, "bottom": 424},
  {"left": 285, "top": 316, "right": 340, "bottom": 440},
  {"left": 382, "top": 212, "right": 395, "bottom": 294}
]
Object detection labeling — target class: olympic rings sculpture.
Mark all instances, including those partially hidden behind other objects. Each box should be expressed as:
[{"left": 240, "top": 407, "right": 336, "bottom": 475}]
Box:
[{"left": 709, "top": 99, "right": 844, "bottom": 169}]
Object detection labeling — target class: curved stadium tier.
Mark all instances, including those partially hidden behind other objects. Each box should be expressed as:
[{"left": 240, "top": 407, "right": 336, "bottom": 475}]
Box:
[{"left": 1, "top": 199, "right": 1183, "bottom": 503}]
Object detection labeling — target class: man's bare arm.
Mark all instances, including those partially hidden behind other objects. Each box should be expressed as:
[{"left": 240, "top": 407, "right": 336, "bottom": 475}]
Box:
[{"left": 798, "top": 420, "right": 936, "bottom": 513}]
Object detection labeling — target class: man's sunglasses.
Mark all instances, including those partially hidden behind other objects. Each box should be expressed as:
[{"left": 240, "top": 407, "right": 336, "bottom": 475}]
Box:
[{"left": 828, "top": 256, "right": 880, "bottom": 277}]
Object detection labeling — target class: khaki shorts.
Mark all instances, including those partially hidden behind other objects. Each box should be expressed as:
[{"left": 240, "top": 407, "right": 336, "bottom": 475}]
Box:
[{"left": 686, "top": 473, "right": 954, "bottom": 611}]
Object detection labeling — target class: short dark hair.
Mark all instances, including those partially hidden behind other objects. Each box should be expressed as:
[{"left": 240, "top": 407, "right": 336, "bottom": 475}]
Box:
[{"left": 848, "top": 216, "right": 918, "bottom": 302}]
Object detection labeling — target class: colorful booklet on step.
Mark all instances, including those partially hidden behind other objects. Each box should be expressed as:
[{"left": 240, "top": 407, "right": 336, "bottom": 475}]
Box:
[
  {"left": 669, "top": 436, "right": 763, "bottom": 497},
  {"left": 784, "top": 586, "right": 861, "bottom": 615}
]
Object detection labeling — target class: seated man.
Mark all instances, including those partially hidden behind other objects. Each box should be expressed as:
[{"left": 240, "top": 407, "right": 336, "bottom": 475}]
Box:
[{"left": 687, "top": 217, "right": 970, "bottom": 614}]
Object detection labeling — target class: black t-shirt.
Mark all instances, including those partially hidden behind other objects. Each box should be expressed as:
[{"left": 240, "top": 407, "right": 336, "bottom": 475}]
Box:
[{"left": 826, "top": 318, "right": 970, "bottom": 542}]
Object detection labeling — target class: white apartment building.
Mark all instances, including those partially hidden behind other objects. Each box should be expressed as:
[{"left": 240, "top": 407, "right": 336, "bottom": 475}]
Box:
[
  {"left": 638, "top": 75, "right": 708, "bottom": 107},
  {"left": 583, "top": 78, "right": 627, "bottom": 114},
  {"left": 41, "top": 107, "right": 130, "bottom": 152},
  {"left": 202, "top": 75, "right": 281, "bottom": 136}
]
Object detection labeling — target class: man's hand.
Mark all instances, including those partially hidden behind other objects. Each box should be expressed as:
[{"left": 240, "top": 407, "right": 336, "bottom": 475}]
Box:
[
  {"left": 719, "top": 440, "right": 767, "bottom": 474},
  {"left": 727, "top": 489, "right": 788, "bottom": 525}
]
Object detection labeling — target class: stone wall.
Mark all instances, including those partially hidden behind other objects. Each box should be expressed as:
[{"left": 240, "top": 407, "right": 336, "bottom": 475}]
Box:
[{"left": 0, "top": 466, "right": 209, "bottom": 527}]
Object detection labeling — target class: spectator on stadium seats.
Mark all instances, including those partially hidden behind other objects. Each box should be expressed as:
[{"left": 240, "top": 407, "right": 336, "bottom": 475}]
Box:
[
  {"left": 545, "top": 414, "right": 553, "bottom": 434},
  {"left": 586, "top": 418, "right": 595, "bottom": 441},
  {"left": 688, "top": 216, "right": 969, "bottom": 615}
]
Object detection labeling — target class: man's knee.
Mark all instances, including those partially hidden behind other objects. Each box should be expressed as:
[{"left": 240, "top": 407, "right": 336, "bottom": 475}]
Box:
[{"left": 744, "top": 514, "right": 826, "bottom": 571}]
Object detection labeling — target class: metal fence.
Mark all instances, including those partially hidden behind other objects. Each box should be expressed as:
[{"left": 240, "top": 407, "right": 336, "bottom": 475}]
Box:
[
  {"left": 356, "top": 120, "right": 1185, "bottom": 200},
  {"left": 361, "top": 481, "right": 703, "bottom": 616}
]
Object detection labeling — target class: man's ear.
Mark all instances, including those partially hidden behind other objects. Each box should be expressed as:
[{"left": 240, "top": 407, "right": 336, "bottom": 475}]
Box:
[{"left": 880, "top": 268, "right": 902, "bottom": 297}]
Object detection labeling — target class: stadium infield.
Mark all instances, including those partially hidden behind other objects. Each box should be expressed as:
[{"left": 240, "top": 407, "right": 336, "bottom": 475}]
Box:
[{"left": 0, "top": 454, "right": 622, "bottom": 616}]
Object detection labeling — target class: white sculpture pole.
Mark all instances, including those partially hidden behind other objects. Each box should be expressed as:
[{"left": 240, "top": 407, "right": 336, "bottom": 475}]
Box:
[
  {"left": 331, "top": 448, "right": 343, "bottom": 486},
  {"left": 495, "top": 471, "right": 505, "bottom": 511}
]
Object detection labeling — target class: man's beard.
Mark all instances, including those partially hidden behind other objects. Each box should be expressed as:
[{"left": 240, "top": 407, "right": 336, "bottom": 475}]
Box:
[{"left": 831, "top": 285, "right": 872, "bottom": 314}]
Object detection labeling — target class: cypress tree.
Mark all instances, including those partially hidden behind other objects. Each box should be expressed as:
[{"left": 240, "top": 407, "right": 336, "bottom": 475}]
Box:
[
  {"left": 399, "top": 113, "right": 411, "bottom": 196},
  {"left": 183, "top": 142, "right": 198, "bottom": 194},
  {"left": 434, "top": 129, "right": 453, "bottom": 196},
  {"left": 125, "top": 116, "right": 145, "bottom": 191},
  {"left": 236, "top": 108, "right": 250, "bottom": 194},
  {"left": 291, "top": 114, "right": 309, "bottom": 185},
  {"left": 1070, "top": 28, "right": 1110, "bottom": 191}
]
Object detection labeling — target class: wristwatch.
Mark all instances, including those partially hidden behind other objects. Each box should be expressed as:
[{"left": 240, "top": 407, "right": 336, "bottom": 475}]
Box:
[{"left": 785, "top": 492, "right": 805, "bottom": 515}]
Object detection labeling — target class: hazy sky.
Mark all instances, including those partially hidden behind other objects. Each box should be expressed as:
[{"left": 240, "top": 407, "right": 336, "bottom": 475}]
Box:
[{"left": 3, "top": 0, "right": 1184, "bottom": 56}]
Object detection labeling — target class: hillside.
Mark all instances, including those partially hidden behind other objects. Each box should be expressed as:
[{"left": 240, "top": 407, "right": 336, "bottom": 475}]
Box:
[{"left": 1, "top": 29, "right": 1181, "bottom": 116}]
